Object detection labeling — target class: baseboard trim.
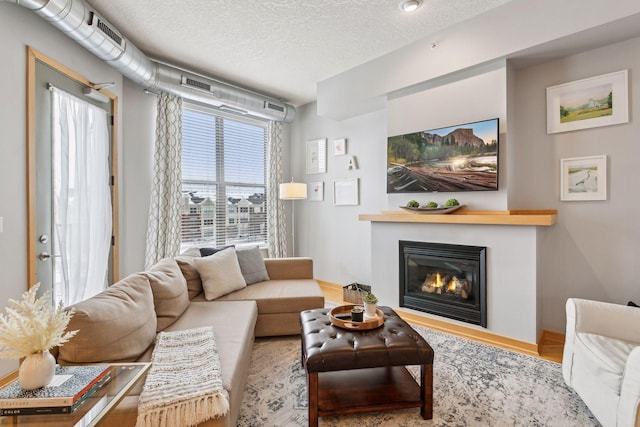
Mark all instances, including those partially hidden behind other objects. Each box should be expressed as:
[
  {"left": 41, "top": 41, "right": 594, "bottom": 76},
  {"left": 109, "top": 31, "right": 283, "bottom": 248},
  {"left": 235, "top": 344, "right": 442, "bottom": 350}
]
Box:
[{"left": 317, "top": 280, "right": 550, "bottom": 358}]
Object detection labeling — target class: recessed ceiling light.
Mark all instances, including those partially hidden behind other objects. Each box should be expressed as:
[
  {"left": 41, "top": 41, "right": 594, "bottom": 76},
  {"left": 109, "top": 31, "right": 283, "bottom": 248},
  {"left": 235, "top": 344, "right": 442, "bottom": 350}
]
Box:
[{"left": 400, "top": 0, "right": 422, "bottom": 12}]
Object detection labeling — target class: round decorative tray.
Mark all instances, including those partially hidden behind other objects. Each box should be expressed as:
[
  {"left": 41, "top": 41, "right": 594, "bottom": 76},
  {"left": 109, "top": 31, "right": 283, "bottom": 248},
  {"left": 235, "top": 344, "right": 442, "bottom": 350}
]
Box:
[
  {"left": 329, "top": 304, "right": 384, "bottom": 330},
  {"left": 399, "top": 205, "right": 464, "bottom": 214}
]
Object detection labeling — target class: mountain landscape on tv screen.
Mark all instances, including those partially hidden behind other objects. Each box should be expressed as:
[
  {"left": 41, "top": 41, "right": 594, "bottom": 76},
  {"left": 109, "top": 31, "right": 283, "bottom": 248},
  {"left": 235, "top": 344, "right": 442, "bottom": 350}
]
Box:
[{"left": 387, "top": 119, "right": 498, "bottom": 193}]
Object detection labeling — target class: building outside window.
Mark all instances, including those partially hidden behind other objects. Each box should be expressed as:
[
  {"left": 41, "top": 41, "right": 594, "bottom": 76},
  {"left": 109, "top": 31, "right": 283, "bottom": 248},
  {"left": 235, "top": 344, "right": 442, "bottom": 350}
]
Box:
[{"left": 180, "top": 103, "right": 267, "bottom": 251}]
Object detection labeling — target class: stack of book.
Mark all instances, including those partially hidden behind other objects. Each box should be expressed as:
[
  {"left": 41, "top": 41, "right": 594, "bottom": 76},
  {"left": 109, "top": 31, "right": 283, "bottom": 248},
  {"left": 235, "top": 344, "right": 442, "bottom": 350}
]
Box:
[{"left": 0, "top": 365, "right": 111, "bottom": 416}]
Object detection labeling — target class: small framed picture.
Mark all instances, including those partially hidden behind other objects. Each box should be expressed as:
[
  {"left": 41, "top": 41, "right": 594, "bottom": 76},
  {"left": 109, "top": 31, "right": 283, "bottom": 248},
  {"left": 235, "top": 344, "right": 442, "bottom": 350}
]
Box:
[
  {"left": 546, "top": 70, "right": 628, "bottom": 134},
  {"left": 333, "top": 138, "right": 347, "bottom": 156},
  {"left": 308, "top": 181, "right": 324, "bottom": 201},
  {"left": 333, "top": 178, "right": 359, "bottom": 206},
  {"left": 306, "top": 138, "right": 327, "bottom": 174},
  {"left": 560, "top": 155, "right": 607, "bottom": 201}
]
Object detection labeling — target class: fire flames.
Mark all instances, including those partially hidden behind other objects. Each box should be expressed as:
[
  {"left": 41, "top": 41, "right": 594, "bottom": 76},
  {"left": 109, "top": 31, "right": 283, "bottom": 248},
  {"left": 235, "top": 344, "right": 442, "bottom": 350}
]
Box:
[{"left": 421, "top": 272, "right": 472, "bottom": 300}]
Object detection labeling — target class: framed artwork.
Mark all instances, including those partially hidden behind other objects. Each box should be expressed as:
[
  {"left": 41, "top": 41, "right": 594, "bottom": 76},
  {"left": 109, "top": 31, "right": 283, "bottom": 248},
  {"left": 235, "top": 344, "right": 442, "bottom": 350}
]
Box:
[
  {"left": 306, "top": 138, "right": 327, "bottom": 174},
  {"left": 308, "top": 181, "right": 324, "bottom": 201},
  {"left": 333, "top": 178, "right": 359, "bottom": 206},
  {"left": 546, "top": 70, "right": 628, "bottom": 134},
  {"left": 333, "top": 138, "right": 347, "bottom": 156},
  {"left": 560, "top": 155, "right": 607, "bottom": 201}
]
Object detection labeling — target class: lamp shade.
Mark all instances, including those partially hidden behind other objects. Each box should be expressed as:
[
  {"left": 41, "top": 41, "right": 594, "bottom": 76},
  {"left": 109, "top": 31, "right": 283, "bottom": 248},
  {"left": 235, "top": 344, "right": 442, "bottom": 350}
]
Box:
[{"left": 279, "top": 182, "right": 307, "bottom": 200}]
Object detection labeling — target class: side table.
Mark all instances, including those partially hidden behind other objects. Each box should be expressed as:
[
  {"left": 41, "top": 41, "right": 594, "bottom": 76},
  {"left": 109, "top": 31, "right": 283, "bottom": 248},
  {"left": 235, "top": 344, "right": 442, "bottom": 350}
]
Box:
[{"left": 0, "top": 362, "right": 150, "bottom": 427}]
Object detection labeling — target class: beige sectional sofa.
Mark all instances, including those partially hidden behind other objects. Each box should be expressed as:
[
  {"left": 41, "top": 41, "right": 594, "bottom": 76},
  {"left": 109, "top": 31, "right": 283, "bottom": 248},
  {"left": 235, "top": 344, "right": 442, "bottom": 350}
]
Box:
[{"left": 56, "top": 247, "right": 324, "bottom": 426}]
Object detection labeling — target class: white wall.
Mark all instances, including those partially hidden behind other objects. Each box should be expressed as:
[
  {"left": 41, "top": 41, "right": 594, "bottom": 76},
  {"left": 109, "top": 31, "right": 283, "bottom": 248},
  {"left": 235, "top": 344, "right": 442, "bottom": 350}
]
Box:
[
  {"left": 387, "top": 61, "right": 508, "bottom": 210},
  {"left": 371, "top": 223, "right": 540, "bottom": 343},
  {"left": 0, "top": 3, "right": 124, "bottom": 377}
]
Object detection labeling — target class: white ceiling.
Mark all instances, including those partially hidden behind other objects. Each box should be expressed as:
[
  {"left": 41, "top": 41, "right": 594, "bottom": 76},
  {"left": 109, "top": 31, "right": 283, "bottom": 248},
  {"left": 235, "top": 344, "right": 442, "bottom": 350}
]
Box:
[{"left": 85, "top": 0, "right": 512, "bottom": 106}]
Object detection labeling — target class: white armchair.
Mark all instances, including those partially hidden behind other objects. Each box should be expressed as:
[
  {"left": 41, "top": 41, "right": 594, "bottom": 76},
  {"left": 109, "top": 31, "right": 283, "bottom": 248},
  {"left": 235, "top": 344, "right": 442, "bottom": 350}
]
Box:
[{"left": 563, "top": 298, "right": 640, "bottom": 427}]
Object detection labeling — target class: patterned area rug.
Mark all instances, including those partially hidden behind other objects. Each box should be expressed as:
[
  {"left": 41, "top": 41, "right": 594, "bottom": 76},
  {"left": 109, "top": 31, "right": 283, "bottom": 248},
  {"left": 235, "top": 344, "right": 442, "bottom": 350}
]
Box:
[{"left": 237, "top": 325, "right": 600, "bottom": 426}]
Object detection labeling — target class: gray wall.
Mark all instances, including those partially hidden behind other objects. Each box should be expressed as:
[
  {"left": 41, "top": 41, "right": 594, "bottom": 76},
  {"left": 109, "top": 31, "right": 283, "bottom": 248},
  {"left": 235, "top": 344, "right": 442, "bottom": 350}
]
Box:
[
  {"left": 291, "top": 36, "right": 640, "bottom": 337},
  {"left": 0, "top": 3, "right": 124, "bottom": 377},
  {"left": 513, "top": 37, "right": 640, "bottom": 330}
]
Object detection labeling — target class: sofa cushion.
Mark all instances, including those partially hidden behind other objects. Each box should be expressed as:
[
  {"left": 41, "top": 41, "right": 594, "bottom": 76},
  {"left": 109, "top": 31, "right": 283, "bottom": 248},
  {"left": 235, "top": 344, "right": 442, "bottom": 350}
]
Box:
[
  {"left": 194, "top": 247, "right": 246, "bottom": 300},
  {"left": 205, "top": 279, "right": 324, "bottom": 314},
  {"left": 131, "top": 300, "right": 257, "bottom": 427},
  {"left": 58, "top": 273, "right": 157, "bottom": 364},
  {"left": 145, "top": 258, "right": 190, "bottom": 331},
  {"left": 175, "top": 247, "right": 203, "bottom": 299},
  {"left": 236, "top": 247, "right": 270, "bottom": 285}
]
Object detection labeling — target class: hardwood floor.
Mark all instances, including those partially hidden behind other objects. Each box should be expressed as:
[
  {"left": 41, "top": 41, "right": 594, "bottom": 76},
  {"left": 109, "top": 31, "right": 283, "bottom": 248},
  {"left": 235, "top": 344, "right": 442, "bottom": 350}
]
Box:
[{"left": 318, "top": 281, "right": 564, "bottom": 363}]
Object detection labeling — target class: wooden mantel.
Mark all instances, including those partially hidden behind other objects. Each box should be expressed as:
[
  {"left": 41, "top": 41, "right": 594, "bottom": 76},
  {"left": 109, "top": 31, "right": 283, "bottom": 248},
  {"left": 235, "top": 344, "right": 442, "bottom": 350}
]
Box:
[{"left": 359, "top": 209, "right": 557, "bottom": 226}]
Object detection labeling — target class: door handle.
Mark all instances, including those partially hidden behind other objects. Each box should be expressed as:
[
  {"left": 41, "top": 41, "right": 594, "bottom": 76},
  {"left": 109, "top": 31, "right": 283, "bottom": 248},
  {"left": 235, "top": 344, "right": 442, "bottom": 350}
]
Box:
[{"left": 39, "top": 252, "right": 51, "bottom": 261}]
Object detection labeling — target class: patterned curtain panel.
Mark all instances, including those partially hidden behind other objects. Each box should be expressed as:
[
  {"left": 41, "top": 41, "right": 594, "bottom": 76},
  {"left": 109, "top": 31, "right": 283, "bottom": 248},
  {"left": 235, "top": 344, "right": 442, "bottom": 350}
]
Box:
[
  {"left": 145, "top": 92, "right": 183, "bottom": 268},
  {"left": 267, "top": 121, "right": 287, "bottom": 258}
]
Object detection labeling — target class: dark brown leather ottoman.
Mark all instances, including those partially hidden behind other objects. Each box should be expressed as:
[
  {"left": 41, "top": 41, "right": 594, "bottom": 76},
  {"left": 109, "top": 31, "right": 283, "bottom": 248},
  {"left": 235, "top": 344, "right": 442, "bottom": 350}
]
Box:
[{"left": 300, "top": 306, "right": 433, "bottom": 426}]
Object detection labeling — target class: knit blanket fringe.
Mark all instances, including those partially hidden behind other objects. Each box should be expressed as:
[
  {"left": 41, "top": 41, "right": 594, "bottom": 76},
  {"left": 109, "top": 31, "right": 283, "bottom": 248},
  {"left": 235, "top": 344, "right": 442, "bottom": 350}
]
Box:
[{"left": 135, "top": 326, "right": 229, "bottom": 427}]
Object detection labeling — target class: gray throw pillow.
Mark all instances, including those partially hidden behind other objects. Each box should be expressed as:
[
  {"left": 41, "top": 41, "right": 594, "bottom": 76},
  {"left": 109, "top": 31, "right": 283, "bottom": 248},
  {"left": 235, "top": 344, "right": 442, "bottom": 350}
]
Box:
[{"left": 236, "top": 246, "right": 270, "bottom": 285}]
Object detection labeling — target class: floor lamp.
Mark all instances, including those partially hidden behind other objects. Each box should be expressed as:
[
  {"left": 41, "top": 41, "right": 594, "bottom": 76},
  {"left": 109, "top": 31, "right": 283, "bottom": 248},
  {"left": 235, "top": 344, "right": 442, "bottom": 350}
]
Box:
[{"left": 279, "top": 180, "right": 307, "bottom": 257}]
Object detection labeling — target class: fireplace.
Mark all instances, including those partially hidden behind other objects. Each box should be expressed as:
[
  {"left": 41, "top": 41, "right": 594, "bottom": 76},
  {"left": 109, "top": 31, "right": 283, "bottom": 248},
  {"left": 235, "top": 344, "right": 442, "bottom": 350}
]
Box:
[{"left": 399, "top": 241, "right": 487, "bottom": 327}]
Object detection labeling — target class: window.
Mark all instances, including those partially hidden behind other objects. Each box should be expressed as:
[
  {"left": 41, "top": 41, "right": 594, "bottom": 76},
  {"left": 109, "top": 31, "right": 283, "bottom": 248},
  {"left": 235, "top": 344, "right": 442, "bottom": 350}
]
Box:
[{"left": 181, "top": 103, "right": 267, "bottom": 251}]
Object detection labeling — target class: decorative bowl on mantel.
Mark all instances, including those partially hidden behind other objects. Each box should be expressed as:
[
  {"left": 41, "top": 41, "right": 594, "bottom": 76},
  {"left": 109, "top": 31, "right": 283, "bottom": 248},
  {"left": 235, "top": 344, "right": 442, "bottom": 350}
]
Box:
[{"left": 399, "top": 205, "right": 465, "bottom": 214}]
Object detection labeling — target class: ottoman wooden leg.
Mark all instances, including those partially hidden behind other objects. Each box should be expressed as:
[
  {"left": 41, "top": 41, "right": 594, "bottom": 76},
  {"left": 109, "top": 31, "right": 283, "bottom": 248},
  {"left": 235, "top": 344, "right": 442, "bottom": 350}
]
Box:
[
  {"left": 307, "top": 372, "right": 319, "bottom": 427},
  {"left": 420, "top": 363, "right": 433, "bottom": 419}
]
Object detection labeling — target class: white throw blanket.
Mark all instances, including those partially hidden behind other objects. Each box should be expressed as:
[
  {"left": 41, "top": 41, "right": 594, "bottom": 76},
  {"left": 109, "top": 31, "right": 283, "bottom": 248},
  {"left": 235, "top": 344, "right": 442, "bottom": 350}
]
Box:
[{"left": 136, "top": 326, "right": 229, "bottom": 427}]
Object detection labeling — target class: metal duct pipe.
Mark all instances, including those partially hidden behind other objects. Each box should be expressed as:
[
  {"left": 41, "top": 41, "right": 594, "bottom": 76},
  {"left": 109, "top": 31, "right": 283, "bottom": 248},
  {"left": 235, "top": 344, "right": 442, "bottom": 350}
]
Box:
[{"left": 6, "top": 0, "right": 295, "bottom": 122}]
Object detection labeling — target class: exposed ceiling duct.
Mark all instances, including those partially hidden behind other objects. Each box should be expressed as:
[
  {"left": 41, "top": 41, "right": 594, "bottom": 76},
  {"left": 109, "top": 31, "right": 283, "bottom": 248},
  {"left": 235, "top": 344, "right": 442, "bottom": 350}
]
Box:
[{"left": 6, "top": 0, "right": 295, "bottom": 122}]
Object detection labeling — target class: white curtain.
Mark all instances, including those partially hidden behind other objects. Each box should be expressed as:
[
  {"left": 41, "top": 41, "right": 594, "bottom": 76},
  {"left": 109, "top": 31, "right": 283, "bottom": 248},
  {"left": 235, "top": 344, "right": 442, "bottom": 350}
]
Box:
[
  {"left": 145, "top": 92, "right": 183, "bottom": 268},
  {"left": 267, "top": 121, "right": 287, "bottom": 258},
  {"left": 51, "top": 87, "right": 111, "bottom": 306}
]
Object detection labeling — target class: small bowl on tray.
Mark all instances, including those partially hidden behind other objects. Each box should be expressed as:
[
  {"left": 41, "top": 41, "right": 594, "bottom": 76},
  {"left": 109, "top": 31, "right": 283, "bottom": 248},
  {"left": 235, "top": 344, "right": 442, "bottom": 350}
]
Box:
[{"left": 329, "top": 304, "right": 384, "bottom": 330}]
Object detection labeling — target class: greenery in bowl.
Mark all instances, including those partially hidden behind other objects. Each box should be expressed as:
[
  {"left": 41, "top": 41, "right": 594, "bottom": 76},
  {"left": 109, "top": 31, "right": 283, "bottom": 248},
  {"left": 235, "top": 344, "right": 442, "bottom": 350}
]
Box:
[
  {"left": 406, "top": 200, "right": 419, "bottom": 208},
  {"left": 424, "top": 201, "right": 438, "bottom": 208},
  {"left": 445, "top": 198, "right": 460, "bottom": 207},
  {"left": 362, "top": 292, "right": 378, "bottom": 304}
]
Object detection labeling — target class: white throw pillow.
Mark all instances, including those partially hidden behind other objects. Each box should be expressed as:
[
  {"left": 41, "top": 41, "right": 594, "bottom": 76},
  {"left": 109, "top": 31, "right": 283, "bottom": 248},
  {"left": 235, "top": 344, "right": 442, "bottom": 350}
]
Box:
[{"left": 193, "top": 247, "right": 246, "bottom": 300}]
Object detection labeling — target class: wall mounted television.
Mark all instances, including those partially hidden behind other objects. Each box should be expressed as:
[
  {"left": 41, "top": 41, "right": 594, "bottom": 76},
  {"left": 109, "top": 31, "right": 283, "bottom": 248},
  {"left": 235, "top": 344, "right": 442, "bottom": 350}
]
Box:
[{"left": 387, "top": 118, "right": 499, "bottom": 193}]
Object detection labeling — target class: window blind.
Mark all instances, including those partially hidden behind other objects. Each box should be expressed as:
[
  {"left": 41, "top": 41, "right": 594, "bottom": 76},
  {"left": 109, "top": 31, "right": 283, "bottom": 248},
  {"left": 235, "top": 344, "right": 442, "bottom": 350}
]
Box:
[{"left": 181, "top": 104, "right": 267, "bottom": 251}]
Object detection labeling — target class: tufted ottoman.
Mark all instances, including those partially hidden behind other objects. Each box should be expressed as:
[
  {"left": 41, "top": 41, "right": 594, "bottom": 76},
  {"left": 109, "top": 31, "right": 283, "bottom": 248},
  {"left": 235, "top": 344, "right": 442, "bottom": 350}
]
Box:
[{"left": 300, "top": 306, "right": 433, "bottom": 426}]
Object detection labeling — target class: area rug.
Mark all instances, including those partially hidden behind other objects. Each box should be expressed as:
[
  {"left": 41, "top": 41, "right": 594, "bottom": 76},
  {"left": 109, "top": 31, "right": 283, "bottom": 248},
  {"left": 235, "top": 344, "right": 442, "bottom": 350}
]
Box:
[{"left": 236, "top": 325, "right": 600, "bottom": 426}]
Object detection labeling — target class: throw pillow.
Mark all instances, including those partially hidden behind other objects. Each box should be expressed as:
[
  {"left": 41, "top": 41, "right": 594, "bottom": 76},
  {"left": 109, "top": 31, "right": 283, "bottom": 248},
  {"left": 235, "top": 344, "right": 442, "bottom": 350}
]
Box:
[
  {"left": 236, "top": 246, "right": 270, "bottom": 285},
  {"left": 200, "top": 245, "right": 234, "bottom": 257},
  {"left": 58, "top": 273, "right": 157, "bottom": 364},
  {"left": 175, "top": 250, "right": 204, "bottom": 299},
  {"left": 193, "top": 247, "right": 246, "bottom": 300},
  {"left": 145, "top": 258, "right": 190, "bottom": 331}
]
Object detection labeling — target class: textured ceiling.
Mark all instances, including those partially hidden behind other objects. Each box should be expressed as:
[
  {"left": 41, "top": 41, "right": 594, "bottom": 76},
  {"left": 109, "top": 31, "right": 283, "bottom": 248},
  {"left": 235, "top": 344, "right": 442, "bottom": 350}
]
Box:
[{"left": 85, "top": 0, "right": 512, "bottom": 106}]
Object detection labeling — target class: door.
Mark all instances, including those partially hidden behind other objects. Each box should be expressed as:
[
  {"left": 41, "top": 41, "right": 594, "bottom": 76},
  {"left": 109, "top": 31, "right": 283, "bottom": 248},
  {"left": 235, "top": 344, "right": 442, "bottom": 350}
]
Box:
[{"left": 29, "top": 49, "right": 117, "bottom": 302}]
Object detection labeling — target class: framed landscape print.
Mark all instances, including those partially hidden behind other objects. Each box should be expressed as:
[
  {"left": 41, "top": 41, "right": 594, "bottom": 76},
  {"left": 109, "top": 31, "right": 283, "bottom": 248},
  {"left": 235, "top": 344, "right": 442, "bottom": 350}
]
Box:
[
  {"left": 306, "top": 138, "right": 327, "bottom": 174},
  {"left": 546, "top": 70, "right": 628, "bottom": 134},
  {"left": 560, "top": 155, "right": 607, "bottom": 201}
]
